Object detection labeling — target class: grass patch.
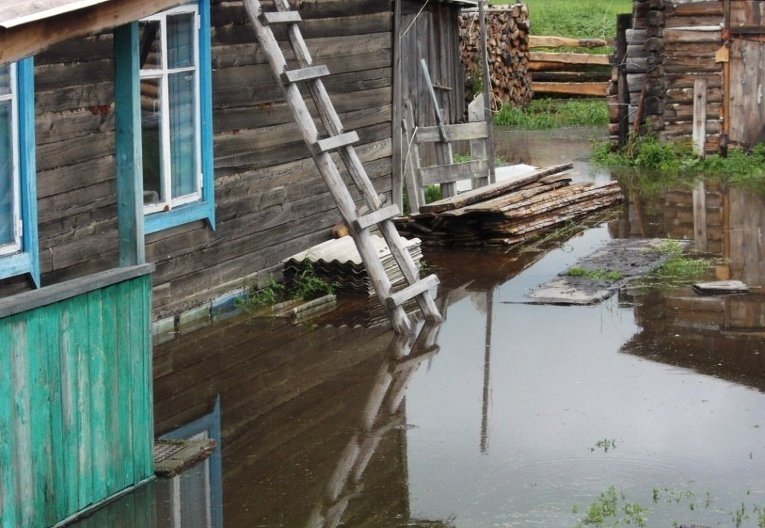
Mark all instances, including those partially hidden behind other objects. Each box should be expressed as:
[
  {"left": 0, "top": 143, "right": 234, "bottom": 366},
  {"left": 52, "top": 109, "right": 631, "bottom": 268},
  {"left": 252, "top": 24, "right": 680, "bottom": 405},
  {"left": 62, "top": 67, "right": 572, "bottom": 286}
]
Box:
[
  {"left": 495, "top": 98, "right": 608, "bottom": 128},
  {"left": 636, "top": 240, "right": 714, "bottom": 287},
  {"left": 575, "top": 486, "right": 648, "bottom": 528},
  {"left": 237, "top": 263, "right": 336, "bottom": 314},
  {"left": 567, "top": 266, "right": 623, "bottom": 282},
  {"left": 493, "top": 0, "right": 632, "bottom": 47},
  {"left": 592, "top": 136, "right": 765, "bottom": 191}
]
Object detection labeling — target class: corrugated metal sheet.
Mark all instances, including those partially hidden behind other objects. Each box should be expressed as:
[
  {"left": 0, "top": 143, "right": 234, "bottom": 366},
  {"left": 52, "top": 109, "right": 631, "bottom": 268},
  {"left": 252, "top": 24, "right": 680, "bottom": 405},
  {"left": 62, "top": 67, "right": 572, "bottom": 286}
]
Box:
[{"left": 0, "top": 0, "right": 113, "bottom": 28}]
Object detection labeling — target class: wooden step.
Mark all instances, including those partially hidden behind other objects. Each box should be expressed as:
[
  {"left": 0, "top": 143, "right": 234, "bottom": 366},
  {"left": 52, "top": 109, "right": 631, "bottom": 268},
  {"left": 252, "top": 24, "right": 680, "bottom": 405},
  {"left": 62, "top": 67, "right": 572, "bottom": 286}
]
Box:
[
  {"left": 314, "top": 131, "right": 359, "bottom": 154},
  {"left": 385, "top": 274, "right": 440, "bottom": 310},
  {"left": 259, "top": 11, "right": 302, "bottom": 24},
  {"left": 280, "top": 64, "right": 330, "bottom": 84},
  {"left": 353, "top": 204, "right": 400, "bottom": 231}
]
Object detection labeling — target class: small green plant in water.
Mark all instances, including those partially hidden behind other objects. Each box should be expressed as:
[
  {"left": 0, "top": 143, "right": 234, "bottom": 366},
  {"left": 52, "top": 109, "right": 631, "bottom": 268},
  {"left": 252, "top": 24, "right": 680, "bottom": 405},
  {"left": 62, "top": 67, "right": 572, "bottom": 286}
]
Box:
[
  {"left": 292, "top": 261, "right": 336, "bottom": 301},
  {"left": 575, "top": 487, "right": 648, "bottom": 528},
  {"left": 590, "top": 438, "right": 617, "bottom": 453},
  {"left": 567, "top": 267, "right": 623, "bottom": 282},
  {"left": 237, "top": 277, "right": 287, "bottom": 312}
]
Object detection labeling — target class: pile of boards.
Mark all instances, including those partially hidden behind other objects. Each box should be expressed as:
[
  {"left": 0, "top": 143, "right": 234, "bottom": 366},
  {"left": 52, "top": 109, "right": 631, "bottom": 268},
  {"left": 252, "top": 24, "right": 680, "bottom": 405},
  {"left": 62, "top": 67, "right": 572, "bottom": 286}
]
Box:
[
  {"left": 394, "top": 163, "right": 623, "bottom": 247},
  {"left": 284, "top": 235, "right": 423, "bottom": 295}
]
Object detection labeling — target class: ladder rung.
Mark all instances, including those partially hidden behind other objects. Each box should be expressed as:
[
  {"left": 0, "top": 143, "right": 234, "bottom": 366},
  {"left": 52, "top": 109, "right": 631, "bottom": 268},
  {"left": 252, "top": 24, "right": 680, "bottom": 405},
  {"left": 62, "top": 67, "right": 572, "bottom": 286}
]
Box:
[
  {"left": 353, "top": 204, "right": 400, "bottom": 231},
  {"left": 280, "top": 65, "right": 330, "bottom": 84},
  {"left": 386, "top": 274, "right": 439, "bottom": 310},
  {"left": 314, "top": 131, "right": 359, "bottom": 154},
  {"left": 259, "top": 11, "right": 302, "bottom": 24}
]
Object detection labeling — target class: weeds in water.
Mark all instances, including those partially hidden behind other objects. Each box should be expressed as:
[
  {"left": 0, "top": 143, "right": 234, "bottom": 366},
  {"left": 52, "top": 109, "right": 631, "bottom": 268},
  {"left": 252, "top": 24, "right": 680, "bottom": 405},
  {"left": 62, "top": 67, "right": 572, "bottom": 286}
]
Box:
[
  {"left": 567, "top": 267, "right": 623, "bottom": 282},
  {"left": 635, "top": 240, "right": 714, "bottom": 287},
  {"left": 590, "top": 438, "right": 617, "bottom": 453},
  {"left": 733, "top": 503, "right": 750, "bottom": 528},
  {"left": 237, "top": 277, "right": 286, "bottom": 313},
  {"left": 291, "top": 261, "right": 336, "bottom": 301},
  {"left": 495, "top": 99, "right": 608, "bottom": 128},
  {"left": 576, "top": 486, "right": 647, "bottom": 528}
]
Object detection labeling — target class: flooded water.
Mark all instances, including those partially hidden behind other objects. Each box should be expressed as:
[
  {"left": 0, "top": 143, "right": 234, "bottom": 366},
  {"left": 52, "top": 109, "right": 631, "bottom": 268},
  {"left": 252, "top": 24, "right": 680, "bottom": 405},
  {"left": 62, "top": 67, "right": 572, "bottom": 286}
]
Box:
[{"left": 69, "top": 127, "right": 765, "bottom": 528}]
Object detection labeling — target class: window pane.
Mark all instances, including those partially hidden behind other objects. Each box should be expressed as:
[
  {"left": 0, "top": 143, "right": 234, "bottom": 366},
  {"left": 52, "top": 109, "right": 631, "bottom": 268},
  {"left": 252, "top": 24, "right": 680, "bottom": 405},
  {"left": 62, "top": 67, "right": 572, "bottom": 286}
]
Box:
[
  {"left": 141, "top": 78, "right": 164, "bottom": 206},
  {"left": 168, "top": 71, "right": 197, "bottom": 199},
  {"left": 0, "top": 64, "right": 10, "bottom": 96},
  {"left": 139, "top": 21, "right": 162, "bottom": 69},
  {"left": 167, "top": 13, "right": 195, "bottom": 69},
  {"left": 0, "top": 100, "right": 14, "bottom": 245}
]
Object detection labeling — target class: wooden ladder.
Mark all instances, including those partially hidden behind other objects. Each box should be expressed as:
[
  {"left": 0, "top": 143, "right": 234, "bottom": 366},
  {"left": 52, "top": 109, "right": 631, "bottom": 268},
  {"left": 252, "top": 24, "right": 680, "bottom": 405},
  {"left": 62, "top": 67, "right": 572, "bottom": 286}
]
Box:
[{"left": 242, "top": 0, "right": 442, "bottom": 334}]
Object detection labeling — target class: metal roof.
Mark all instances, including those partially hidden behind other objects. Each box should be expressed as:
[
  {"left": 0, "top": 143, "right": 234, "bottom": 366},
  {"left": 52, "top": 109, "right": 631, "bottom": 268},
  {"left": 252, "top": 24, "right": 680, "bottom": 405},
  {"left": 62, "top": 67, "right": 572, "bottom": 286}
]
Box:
[{"left": 0, "top": 0, "right": 112, "bottom": 28}]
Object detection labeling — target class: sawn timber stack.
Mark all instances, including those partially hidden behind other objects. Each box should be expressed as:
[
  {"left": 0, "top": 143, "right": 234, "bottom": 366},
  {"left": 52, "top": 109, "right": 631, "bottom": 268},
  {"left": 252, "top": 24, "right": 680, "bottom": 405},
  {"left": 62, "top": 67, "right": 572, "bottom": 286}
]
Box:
[
  {"left": 394, "top": 163, "right": 623, "bottom": 247},
  {"left": 242, "top": 0, "right": 442, "bottom": 334}
]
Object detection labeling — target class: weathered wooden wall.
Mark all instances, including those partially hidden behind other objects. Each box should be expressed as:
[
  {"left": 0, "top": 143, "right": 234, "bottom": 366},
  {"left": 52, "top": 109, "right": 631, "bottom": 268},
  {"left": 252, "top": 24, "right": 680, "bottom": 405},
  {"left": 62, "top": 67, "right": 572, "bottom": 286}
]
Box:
[
  {"left": 400, "top": 0, "right": 465, "bottom": 128},
  {"left": 0, "top": 0, "right": 395, "bottom": 320},
  {"left": 0, "top": 267, "right": 154, "bottom": 528},
  {"left": 610, "top": 0, "right": 724, "bottom": 151}
]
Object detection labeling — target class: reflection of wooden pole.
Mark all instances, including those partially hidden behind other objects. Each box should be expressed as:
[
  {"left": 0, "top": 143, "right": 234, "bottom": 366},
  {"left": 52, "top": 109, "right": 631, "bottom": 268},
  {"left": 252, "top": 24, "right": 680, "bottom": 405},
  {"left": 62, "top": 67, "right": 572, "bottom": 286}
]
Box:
[
  {"left": 480, "top": 289, "right": 493, "bottom": 454},
  {"left": 693, "top": 180, "right": 708, "bottom": 252}
]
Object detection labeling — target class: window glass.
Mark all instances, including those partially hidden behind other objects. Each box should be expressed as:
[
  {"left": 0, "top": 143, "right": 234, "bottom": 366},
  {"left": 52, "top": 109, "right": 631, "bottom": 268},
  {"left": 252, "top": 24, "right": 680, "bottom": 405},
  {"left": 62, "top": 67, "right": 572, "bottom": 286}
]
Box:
[
  {"left": 169, "top": 71, "right": 197, "bottom": 198},
  {"left": 0, "top": 63, "right": 16, "bottom": 249},
  {"left": 141, "top": 77, "right": 164, "bottom": 206},
  {"left": 139, "top": 21, "right": 163, "bottom": 69},
  {"left": 167, "top": 13, "right": 194, "bottom": 69}
]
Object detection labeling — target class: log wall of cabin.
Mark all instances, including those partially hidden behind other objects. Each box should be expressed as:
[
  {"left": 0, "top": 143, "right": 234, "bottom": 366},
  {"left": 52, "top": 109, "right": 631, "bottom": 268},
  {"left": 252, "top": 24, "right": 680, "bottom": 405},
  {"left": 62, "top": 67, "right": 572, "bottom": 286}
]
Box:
[{"left": 0, "top": 0, "right": 395, "bottom": 320}]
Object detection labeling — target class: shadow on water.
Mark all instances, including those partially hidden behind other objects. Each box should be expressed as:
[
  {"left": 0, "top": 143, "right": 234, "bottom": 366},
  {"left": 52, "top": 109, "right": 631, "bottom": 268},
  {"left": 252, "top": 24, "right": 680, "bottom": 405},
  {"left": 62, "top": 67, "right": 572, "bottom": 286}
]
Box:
[{"left": 69, "top": 128, "right": 765, "bottom": 528}]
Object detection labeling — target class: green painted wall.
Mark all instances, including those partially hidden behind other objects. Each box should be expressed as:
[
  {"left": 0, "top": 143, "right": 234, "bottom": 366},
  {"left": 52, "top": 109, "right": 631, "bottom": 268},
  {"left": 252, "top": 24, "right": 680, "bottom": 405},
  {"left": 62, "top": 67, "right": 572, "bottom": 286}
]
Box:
[{"left": 0, "top": 273, "right": 154, "bottom": 528}]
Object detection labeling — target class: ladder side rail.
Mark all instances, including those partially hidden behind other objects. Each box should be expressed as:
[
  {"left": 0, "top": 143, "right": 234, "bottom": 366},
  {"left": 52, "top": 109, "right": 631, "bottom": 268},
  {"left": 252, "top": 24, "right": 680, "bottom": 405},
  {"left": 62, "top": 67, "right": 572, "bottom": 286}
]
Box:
[{"left": 242, "top": 0, "right": 413, "bottom": 334}]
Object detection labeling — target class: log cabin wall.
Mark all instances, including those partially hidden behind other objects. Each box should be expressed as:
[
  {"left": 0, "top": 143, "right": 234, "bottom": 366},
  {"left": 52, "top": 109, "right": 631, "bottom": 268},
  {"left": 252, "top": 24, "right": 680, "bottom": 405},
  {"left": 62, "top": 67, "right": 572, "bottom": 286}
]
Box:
[
  {"left": 611, "top": 0, "right": 724, "bottom": 152},
  {"left": 0, "top": 0, "right": 396, "bottom": 320}
]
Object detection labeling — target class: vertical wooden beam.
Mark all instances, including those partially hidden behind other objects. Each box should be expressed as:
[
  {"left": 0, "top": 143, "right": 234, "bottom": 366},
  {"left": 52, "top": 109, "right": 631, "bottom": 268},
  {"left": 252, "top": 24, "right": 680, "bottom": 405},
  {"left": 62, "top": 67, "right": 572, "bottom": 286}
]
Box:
[
  {"left": 693, "top": 180, "right": 708, "bottom": 253},
  {"left": 391, "top": 0, "right": 404, "bottom": 210},
  {"left": 114, "top": 23, "right": 145, "bottom": 267},
  {"left": 693, "top": 78, "right": 708, "bottom": 158},
  {"left": 478, "top": 0, "right": 495, "bottom": 183},
  {"left": 468, "top": 93, "right": 488, "bottom": 189},
  {"left": 616, "top": 13, "right": 633, "bottom": 147}
]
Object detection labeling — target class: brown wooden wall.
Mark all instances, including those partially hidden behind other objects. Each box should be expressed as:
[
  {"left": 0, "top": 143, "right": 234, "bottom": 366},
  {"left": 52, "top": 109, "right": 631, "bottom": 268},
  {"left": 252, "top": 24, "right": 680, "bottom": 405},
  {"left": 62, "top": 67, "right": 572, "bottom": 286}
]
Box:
[{"left": 0, "top": 0, "right": 396, "bottom": 320}]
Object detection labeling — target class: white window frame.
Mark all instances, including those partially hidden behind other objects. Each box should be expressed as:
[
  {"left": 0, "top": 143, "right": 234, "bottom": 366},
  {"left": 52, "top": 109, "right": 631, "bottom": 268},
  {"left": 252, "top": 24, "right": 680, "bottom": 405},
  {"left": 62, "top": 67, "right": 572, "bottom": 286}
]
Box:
[
  {"left": 139, "top": 4, "right": 203, "bottom": 216},
  {"left": 0, "top": 62, "right": 22, "bottom": 257}
]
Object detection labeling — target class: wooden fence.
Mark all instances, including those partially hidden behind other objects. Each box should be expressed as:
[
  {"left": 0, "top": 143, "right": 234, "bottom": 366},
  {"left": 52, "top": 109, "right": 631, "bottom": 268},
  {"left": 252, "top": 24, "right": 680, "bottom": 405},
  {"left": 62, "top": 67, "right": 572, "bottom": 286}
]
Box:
[
  {"left": 0, "top": 264, "right": 154, "bottom": 528},
  {"left": 529, "top": 35, "right": 611, "bottom": 97}
]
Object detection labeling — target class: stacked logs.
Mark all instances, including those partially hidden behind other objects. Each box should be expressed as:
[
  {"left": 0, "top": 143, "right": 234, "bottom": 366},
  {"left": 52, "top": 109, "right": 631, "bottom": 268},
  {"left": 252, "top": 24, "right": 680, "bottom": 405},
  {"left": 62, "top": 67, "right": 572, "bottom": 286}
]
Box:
[
  {"left": 459, "top": 4, "right": 532, "bottom": 110},
  {"left": 394, "top": 164, "right": 624, "bottom": 247}
]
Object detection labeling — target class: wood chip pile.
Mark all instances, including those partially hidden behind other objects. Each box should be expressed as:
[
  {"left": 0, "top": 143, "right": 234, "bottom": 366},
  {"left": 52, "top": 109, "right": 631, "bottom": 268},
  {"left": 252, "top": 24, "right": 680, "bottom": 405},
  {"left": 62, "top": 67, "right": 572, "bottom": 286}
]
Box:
[
  {"left": 395, "top": 164, "right": 624, "bottom": 247},
  {"left": 459, "top": 4, "right": 532, "bottom": 109}
]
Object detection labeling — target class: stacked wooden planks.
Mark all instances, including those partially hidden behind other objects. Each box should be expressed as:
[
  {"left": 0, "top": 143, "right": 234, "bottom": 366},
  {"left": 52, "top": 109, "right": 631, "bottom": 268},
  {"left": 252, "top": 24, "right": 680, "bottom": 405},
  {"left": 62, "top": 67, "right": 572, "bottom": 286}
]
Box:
[
  {"left": 459, "top": 4, "right": 532, "bottom": 109},
  {"left": 529, "top": 36, "right": 611, "bottom": 97},
  {"left": 394, "top": 163, "right": 623, "bottom": 246}
]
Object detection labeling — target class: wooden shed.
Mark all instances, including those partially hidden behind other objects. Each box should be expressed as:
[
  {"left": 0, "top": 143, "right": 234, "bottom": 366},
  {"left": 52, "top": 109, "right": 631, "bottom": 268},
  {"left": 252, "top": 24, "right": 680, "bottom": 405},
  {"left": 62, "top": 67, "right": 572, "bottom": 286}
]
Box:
[
  {"left": 610, "top": 0, "right": 765, "bottom": 153},
  {"left": 0, "top": 0, "right": 463, "bottom": 524}
]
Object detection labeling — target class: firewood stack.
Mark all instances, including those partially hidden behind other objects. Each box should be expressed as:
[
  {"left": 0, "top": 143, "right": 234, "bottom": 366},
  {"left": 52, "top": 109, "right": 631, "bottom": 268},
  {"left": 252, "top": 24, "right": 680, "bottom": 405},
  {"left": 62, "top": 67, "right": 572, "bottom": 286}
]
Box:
[
  {"left": 459, "top": 4, "right": 532, "bottom": 110},
  {"left": 394, "top": 164, "right": 624, "bottom": 247}
]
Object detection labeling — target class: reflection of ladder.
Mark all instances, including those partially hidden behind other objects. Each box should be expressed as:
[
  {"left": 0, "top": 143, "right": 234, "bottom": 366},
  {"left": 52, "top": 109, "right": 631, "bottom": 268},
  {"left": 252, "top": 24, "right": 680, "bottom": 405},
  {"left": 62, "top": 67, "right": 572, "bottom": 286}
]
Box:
[
  {"left": 242, "top": 0, "right": 442, "bottom": 334},
  {"left": 306, "top": 323, "right": 441, "bottom": 528}
]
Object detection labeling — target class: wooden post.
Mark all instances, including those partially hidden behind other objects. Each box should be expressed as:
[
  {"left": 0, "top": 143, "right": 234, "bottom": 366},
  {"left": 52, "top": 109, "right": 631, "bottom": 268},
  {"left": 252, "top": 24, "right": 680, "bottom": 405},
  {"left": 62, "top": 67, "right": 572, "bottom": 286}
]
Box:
[
  {"left": 693, "top": 78, "right": 708, "bottom": 158},
  {"left": 402, "top": 101, "right": 424, "bottom": 214},
  {"left": 616, "top": 13, "right": 633, "bottom": 147},
  {"left": 468, "top": 94, "right": 489, "bottom": 189},
  {"left": 391, "top": 0, "right": 404, "bottom": 209},
  {"left": 114, "top": 23, "right": 146, "bottom": 267},
  {"left": 478, "top": 0, "right": 496, "bottom": 183},
  {"left": 693, "top": 180, "right": 708, "bottom": 252}
]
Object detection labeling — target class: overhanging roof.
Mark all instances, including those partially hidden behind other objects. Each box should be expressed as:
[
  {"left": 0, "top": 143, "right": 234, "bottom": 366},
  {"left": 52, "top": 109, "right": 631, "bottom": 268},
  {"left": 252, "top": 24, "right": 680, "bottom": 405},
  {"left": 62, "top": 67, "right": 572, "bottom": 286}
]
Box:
[{"left": 0, "top": 0, "right": 113, "bottom": 28}]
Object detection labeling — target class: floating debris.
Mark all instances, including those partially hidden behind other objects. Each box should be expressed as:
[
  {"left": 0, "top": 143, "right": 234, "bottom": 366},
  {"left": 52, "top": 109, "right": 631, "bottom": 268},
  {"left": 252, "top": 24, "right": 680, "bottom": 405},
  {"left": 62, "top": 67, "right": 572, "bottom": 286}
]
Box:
[{"left": 692, "top": 280, "right": 749, "bottom": 295}]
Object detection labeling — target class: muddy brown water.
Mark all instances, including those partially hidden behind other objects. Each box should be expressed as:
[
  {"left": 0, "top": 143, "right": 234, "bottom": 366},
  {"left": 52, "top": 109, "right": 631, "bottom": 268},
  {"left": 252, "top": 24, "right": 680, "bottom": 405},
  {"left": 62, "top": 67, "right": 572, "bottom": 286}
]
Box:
[{"left": 70, "top": 128, "right": 765, "bottom": 528}]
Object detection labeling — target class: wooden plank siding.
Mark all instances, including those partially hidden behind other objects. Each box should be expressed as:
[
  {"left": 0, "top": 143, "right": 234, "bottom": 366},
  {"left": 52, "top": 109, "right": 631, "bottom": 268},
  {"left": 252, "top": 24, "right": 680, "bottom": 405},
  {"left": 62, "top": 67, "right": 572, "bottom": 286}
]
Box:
[
  {"left": 0, "top": 266, "right": 154, "bottom": 528},
  {"left": 0, "top": 0, "right": 398, "bottom": 320}
]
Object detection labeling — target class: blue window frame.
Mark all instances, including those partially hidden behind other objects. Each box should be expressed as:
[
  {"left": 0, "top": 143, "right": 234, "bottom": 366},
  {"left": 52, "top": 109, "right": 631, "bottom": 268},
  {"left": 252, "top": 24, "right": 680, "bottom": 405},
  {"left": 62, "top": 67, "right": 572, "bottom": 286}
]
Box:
[
  {"left": 0, "top": 58, "right": 39, "bottom": 287},
  {"left": 138, "top": 0, "right": 214, "bottom": 234}
]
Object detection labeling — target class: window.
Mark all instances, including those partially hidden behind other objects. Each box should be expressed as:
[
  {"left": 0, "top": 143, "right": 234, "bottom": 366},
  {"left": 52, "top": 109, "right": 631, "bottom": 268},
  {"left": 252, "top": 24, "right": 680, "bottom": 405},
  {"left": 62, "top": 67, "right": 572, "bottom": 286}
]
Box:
[
  {"left": 0, "top": 59, "right": 39, "bottom": 287},
  {"left": 138, "top": 0, "right": 214, "bottom": 234}
]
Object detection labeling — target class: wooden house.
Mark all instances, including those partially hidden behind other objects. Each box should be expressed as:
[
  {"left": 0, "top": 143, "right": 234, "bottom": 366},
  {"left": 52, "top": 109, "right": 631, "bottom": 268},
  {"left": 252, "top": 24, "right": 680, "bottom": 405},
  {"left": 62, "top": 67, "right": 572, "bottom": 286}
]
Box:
[
  {"left": 610, "top": 0, "right": 765, "bottom": 152},
  {"left": 0, "top": 0, "right": 472, "bottom": 525}
]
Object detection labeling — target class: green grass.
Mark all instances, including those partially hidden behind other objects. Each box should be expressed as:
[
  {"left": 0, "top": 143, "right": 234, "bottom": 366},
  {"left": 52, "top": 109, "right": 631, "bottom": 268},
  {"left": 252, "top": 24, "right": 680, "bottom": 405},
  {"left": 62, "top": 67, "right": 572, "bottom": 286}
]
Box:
[
  {"left": 494, "top": 98, "right": 608, "bottom": 128},
  {"left": 493, "top": 0, "right": 633, "bottom": 44},
  {"left": 567, "top": 266, "right": 623, "bottom": 282},
  {"left": 592, "top": 136, "right": 765, "bottom": 191}
]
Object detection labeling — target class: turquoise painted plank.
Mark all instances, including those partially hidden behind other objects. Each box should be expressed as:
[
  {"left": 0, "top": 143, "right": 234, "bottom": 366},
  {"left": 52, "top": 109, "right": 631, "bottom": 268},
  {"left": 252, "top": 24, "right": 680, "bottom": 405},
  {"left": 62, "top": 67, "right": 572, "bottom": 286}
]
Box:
[
  {"left": 100, "top": 283, "right": 120, "bottom": 495},
  {"left": 11, "top": 319, "right": 35, "bottom": 526},
  {"left": 69, "top": 293, "right": 94, "bottom": 511},
  {"left": 0, "top": 317, "right": 18, "bottom": 528},
  {"left": 26, "top": 308, "right": 51, "bottom": 526},
  {"left": 143, "top": 276, "right": 155, "bottom": 478},
  {"left": 113, "top": 23, "right": 145, "bottom": 267},
  {"left": 87, "top": 289, "right": 109, "bottom": 503},
  {"left": 130, "top": 277, "right": 151, "bottom": 483},
  {"left": 59, "top": 302, "right": 80, "bottom": 516},
  {"left": 115, "top": 281, "right": 135, "bottom": 490}
]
